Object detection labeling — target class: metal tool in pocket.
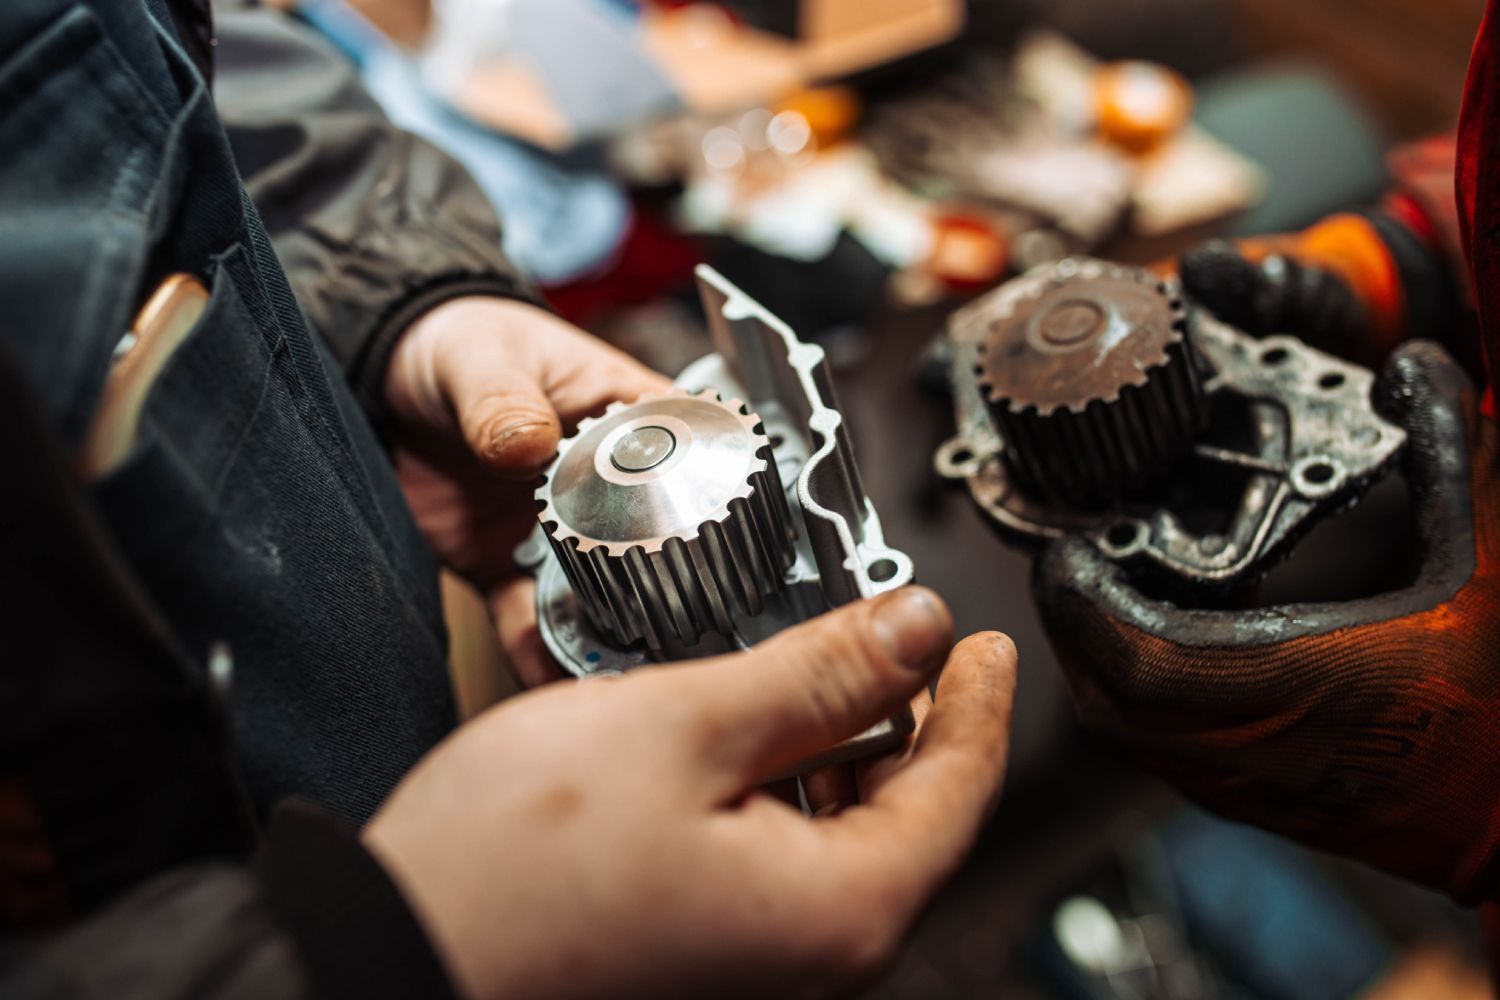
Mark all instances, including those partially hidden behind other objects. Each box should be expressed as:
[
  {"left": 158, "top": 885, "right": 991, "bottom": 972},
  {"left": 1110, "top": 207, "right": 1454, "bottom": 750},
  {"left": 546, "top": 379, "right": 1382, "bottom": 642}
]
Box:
[{"left": 79, "top": 273, "right": 210, "bottom": 481}]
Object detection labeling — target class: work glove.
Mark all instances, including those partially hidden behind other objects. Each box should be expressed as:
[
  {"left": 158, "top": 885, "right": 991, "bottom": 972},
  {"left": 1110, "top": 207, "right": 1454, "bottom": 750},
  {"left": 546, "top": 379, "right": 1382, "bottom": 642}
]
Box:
[
  {"left": 1033, "top": 339, "right": 1500, "bottom": 901},
  {"left": 1176, "top": 207, "right": 1469, "bottom": 374}
]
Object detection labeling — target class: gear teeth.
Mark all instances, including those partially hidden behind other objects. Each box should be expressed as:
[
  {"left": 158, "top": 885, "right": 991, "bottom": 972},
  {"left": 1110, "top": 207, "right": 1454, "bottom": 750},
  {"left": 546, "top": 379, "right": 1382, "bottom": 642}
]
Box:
[
  {"left": 571, "top": 412, "right": 604, "bottom": 438},
  {"left": 535, "top": 390, "right": 797, "bottom": 650},
  {"left": 975, "top": 259, "right": 1207, "bottom": 505}
]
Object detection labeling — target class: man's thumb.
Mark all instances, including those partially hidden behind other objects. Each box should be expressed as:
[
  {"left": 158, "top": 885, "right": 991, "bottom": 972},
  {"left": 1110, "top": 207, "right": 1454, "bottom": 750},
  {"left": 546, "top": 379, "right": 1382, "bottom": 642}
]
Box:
[
  {"left": 452, "top": 373, "right": 563, "bottom": 476},
  {"left": 685, "top": 587, "right": 954, "bottom": 781}
]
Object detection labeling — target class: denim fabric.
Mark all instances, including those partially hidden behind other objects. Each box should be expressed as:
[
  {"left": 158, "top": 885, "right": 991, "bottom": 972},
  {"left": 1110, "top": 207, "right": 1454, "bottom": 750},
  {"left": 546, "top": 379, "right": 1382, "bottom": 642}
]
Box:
[{"left": 0, "top": 0, "right": 455, "bottom": 823}]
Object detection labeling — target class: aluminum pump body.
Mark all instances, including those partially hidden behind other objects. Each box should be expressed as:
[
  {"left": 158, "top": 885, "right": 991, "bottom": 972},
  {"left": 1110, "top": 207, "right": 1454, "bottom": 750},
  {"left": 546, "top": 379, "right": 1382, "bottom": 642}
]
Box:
[{"left": 518, "top": 266, "right": 915, "bottom": 769}]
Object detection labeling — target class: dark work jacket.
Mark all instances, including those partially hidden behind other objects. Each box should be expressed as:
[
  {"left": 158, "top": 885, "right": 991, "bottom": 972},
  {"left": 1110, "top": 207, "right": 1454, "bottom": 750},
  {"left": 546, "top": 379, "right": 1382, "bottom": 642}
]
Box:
[{"left": 0, "top": 0, "right": 532, "bottom": 994}]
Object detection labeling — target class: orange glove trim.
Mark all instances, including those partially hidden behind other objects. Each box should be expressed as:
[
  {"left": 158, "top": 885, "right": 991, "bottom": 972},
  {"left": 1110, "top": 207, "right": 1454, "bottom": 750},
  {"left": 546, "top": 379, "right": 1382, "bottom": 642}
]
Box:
[
  {"left": 1198, "top": 215, "right": 1408, "bottom": 357},
  {"left": 1286, "top": 214, "right": 1408, "bottom": 357}
]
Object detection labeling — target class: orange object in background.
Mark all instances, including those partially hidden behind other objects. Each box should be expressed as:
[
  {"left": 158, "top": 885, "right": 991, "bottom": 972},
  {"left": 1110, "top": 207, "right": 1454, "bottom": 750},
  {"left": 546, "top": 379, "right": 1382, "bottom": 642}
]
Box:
[
  {"left": 774, "top": 85, "right": 861, "bottom": 147},
  {"left": 1094, "top": 60, "right": 1194, "bottom": 155},
  {"left": 268, "top": 0, "right": 434, "bottom": 48},
  {"left": 925, "top": 213, "right": 1009, "bottom": 291},
  {"left": 349, "top": 0, "right": 432, "bottom": 47}
]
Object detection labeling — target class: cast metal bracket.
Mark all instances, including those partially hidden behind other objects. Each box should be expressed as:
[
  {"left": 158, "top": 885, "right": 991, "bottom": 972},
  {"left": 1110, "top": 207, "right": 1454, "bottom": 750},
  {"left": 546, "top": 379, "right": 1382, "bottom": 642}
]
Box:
[
  {"left": 518, "top": 266, "right": 914, "bottom": 768},
  {"left": 935, "top": 259, "right": 1407, "bottom": 585}
]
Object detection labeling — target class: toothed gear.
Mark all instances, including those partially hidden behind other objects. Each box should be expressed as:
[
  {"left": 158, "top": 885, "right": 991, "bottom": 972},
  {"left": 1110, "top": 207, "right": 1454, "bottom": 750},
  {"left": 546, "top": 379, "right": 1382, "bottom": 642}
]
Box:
[
  {"left": 976, "top": 259, "right": 1208, "bottom": 504},
  {"left": 535, "top": 389, "right": 797, "bottom": 649}
]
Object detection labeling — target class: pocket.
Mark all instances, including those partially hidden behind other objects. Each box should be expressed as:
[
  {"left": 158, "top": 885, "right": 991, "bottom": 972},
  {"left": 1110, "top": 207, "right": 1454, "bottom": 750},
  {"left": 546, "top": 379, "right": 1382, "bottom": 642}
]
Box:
[
  {"left": 91, "top": 246, "right": 277, "bottom": 568},
  {"left": 90, "top": 252, "right": 455, "bottom": 823}
]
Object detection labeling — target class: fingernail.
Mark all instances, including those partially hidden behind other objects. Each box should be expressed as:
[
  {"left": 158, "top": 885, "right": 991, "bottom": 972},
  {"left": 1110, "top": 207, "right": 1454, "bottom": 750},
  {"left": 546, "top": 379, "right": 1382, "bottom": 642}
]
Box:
[
  {"left": 482, "top": 417, "right": 558, "bottom": 468},
  {"left": 490, "top": 417, "right": 553, "bottom": 447},
  {"left": 871, "top": 587, "right": 950, "bottom": 671}
]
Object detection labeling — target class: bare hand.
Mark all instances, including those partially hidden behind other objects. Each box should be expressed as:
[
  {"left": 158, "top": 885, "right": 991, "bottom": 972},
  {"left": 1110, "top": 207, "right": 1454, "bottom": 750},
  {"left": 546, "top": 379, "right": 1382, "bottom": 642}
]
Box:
[
  {"left": 364, "top": 588, "right": 1018, "bottom": 999},
  {"left": 384, "top": 296, "right": 670, "bottom": 685}
]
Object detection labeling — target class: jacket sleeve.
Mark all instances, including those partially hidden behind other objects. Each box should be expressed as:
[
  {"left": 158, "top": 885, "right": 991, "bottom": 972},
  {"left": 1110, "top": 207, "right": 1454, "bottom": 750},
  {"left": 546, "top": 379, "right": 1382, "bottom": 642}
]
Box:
[
  {"left": 211, "top": 4, "right": 541, "bottom": 429},
  {"left": 0, "top": 805, "right": 455, "bottom": 1000},
  {"left": 1, "top": 866, "right": 316, "bottom": 1000}
]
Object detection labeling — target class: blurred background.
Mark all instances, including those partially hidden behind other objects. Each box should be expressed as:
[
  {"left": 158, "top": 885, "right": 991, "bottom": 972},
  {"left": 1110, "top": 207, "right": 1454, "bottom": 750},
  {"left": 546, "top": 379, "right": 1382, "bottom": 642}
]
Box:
[{"left": 266, "top": 1, "right": 1490, "bottom": 995}]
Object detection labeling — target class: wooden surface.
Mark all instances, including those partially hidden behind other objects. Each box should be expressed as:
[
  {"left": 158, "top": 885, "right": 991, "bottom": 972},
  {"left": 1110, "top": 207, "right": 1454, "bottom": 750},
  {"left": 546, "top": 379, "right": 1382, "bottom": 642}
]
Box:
[
  {"left": 1229, "top": 0, "right": 1485, "bottom": 137},
  {"left": 441, "top": 571, "right": 519, "bottom": 720}
]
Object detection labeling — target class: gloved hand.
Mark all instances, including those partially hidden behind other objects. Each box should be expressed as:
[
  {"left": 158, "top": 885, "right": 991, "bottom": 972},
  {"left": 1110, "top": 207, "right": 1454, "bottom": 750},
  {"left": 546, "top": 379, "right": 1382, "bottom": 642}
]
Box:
[
  {"left": 1176, "top": 208, "right": 1460, "bottom": 370},
  {"left": 1178, "top": 233, "right": 1366, "bottom": 358},
  {"left": 1034, "top": 341, "right": 1500, "bottom": 901}
]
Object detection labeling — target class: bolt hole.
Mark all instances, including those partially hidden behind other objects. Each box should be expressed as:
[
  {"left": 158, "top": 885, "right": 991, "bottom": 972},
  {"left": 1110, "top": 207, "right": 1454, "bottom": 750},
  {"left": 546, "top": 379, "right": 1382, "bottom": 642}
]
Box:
[
  {"left": 1302, "top": 462, "right": 1336, "bottom": 485},
  {"left": 868, "top": 558, "right": 899, "bottom": 583},
  {"left": 1106, "top": 522, "right": 1141, "bottom": 549},
  {"left": 1318, "top": 371, "right": 1346, "bottom": 390},
  {"left": 1261, "top": 347, "right": 1289, "bottom": 366},
  {"left": 949, "top": 447, "right": 974, "bottom": 466},
  {"left": 585, "top": 651, "right": 602, "bottom": 664}
]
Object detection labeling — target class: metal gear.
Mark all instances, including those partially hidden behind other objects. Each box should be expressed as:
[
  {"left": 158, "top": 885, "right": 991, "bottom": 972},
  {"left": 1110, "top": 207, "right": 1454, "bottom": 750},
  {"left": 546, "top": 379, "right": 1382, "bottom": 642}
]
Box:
[
  {"left": 975, "top": 260, "right": 1208, "bottom": 504},
  {"left": 535, "top": 388, "right": 797, "bottom": 650}
]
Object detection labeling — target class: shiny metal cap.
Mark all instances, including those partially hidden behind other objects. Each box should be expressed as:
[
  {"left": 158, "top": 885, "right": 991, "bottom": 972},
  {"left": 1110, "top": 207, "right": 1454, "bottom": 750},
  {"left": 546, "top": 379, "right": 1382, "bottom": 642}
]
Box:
[{"left": 536, "top": 389, "right": 797, "bottom": 649}]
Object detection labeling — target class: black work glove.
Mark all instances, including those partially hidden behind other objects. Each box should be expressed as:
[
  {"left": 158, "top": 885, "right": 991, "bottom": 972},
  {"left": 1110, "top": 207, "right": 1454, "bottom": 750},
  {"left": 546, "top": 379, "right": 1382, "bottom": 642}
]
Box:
[
  {"left": 1033, "top": 341, "right": 1500, "bottom": 902},
  {"left": 1180, "top": 238, "right": 1365, "bottom": 353},
  {"left": 1179, "top": 208, "right": 1462, "bottom": 372}
]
